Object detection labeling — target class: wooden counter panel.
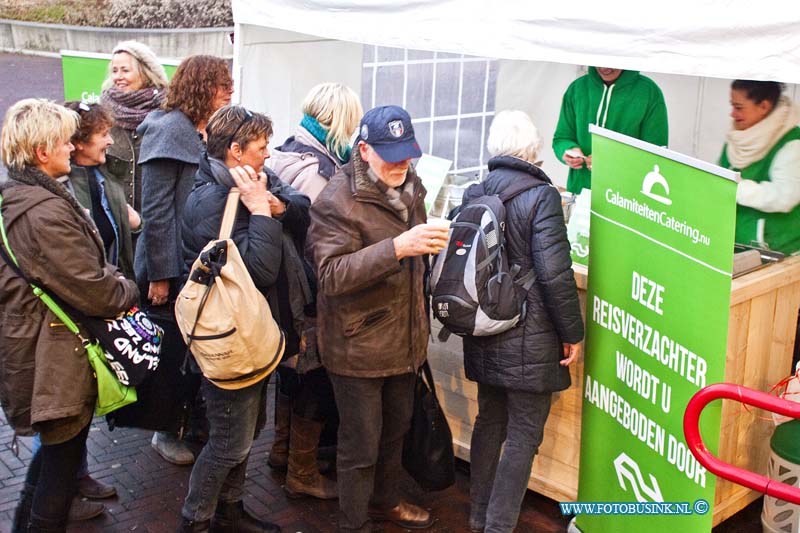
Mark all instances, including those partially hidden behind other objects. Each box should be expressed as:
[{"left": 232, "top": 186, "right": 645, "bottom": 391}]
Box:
[{"left": 730, "top": 256, "right": 800, "bottom": 306}]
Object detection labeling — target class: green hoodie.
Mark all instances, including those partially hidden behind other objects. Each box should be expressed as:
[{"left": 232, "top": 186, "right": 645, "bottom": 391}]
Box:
[{"left": 552, "top": 68, "right": 669, "bottom": 193}]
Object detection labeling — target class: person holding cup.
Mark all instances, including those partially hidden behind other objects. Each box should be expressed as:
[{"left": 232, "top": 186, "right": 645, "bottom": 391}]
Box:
[{"left": 309, "top": 105, "right": 444, "bottom": 532}]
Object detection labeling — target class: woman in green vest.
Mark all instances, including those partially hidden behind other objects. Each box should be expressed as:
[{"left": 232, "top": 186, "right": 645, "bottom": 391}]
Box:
[{"left": 719, "top": 80, "right": 800, "bottom": 255}]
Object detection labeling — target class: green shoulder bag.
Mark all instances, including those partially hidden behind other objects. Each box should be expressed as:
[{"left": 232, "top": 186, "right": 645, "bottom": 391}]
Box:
[{"left": 0, "top": 193, "right": 137, "bottom": 416}]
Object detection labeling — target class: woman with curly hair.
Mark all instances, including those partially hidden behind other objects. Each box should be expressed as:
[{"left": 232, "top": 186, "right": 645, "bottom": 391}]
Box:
[
  {"left": 100, "top": 40, "right": 169, "bottom": 215},
  {"left": 135, "top": 54, "right": 233, "bottom": 465},
  {"left": 64, "top": 101, "right": 139, "bottom": 281}
]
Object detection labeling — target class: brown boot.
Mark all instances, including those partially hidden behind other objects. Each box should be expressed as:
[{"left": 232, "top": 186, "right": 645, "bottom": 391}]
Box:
[
  {"left": 284, "top": 415, "right": 338, "bottom": 500},
  {"left": 368, "top": 500, "right": 433, "bottom": 529},
  {"left": 267, "top": 392, "right": 291, "bottom": 471}
]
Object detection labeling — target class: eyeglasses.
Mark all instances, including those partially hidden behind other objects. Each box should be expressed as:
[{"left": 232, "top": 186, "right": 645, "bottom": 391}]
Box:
[{"left": 226, "top": 109, "right": 253, "bottom": 148}]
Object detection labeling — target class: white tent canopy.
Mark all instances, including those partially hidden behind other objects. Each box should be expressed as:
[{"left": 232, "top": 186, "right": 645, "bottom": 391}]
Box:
[
  {"left": 230, "top": 0, "right": 800, "bottom": 188},
  {"left": 233, "top": 0, "right": 800, "bottom": 83}
]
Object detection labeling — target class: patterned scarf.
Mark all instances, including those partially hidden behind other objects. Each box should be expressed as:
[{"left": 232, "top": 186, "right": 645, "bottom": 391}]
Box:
[{"left": 101, "top": 86, "right": 165, "bottom": 131}]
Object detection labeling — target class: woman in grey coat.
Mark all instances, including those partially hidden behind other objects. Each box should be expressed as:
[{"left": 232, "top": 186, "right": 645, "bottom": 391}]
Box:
[
  {"left": 463, "top": 111, "right": 584, "bottom": 533},
  {"left": 135, "top": 54, "right": 233, "bottom": 465}
]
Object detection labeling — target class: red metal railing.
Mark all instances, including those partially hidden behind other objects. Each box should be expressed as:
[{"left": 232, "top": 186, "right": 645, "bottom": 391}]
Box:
[{"left": 684, "top": 383, "right": 800, "bottom": 505}]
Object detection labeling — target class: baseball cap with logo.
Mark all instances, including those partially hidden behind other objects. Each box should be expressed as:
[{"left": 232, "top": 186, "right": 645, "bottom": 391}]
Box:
[{"left": 358, "top": 105, "right": 422, "bottom": 163}]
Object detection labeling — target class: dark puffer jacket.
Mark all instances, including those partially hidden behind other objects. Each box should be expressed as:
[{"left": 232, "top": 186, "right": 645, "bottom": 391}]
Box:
[
  {"left": 462, "top": 156, "right": 584, "bottom": 393},
  {"left": 181, "top": 156, "right": 312, "bottom": 357}
]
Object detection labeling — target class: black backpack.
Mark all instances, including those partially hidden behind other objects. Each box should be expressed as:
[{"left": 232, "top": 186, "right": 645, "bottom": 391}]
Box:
[{"left": 429, "top": 181, "right": 542, "bottom": 337}]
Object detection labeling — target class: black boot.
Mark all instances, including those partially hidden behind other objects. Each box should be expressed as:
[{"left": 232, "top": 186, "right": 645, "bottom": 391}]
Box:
[
  {"left": 211, "top": 500, "right": 281, "bottom": 533},
  {"left": 176, "top": 516, "right": 210, "bottom": 532},
  {"left": 11, "top": 483, "right": 35, "bottom": 533},
  {"left": 27, "top": 511, "right": 66, "bottom": 533}
]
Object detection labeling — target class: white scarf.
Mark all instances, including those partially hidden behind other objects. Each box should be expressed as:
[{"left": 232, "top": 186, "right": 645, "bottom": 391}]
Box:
[{"left": 725, "top": 96, "right": 800, "bottom": 169}]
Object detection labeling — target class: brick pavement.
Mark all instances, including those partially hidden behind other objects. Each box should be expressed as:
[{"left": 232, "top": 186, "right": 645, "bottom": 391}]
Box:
[
  {"left": 0, "top": 382, "right": 764, "bottom": 533},
  {"left": 0, "top": 384, "right": 574, "bottom": 533}
]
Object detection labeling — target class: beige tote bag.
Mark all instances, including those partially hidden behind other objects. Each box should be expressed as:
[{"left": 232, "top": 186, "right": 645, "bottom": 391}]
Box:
[{"left": 175, "top": 188, "right": 284, "bottom": 389}]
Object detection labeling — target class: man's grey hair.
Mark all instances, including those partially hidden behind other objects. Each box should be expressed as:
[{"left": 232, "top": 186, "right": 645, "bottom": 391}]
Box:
[{"left": 486, "top": 110, "right": 542, "bottom": 164}]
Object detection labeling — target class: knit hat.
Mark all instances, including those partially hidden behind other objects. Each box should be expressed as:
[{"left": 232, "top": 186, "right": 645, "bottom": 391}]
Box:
[{"left": 104, "top": 40, "right": 169, "bottom": 90}]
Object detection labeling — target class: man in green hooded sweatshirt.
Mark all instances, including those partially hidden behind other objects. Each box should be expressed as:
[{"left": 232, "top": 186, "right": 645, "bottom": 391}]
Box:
[{"left": 553, "top": 67, "right": 669, "bottom": 194}]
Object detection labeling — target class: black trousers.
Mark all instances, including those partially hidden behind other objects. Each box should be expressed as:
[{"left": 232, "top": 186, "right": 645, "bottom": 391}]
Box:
[
  {"left": 25, "top": 422, "right": 91, "bottom": 529},
  {"left": 277, "top": 366, "right": 338, "bottom": 423},
  {"left": 329, "top": 372, "right": 416, "bottom": 532}
]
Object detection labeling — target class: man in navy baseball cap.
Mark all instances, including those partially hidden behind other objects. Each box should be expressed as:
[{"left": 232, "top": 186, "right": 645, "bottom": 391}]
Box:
[
  {"left": 354, "top": 105, "right": 423, "bottom": 189},
  {"left": 358, "top": 104, "right": 422, "bottom": 165},
  {"left": 308, "top": 103, "right": 442, "bottom": 531}
]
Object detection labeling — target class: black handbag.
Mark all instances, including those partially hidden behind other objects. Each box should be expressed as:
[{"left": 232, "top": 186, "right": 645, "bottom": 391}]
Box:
[
  {"left": 106, "top": 307, "right": 200, "bottom": 434},
  {"left": 79, "top": 306, "right": 163, "bottom": 387},
  {"left": 402, "top": 361, "right": 456, "bottom": 491}
]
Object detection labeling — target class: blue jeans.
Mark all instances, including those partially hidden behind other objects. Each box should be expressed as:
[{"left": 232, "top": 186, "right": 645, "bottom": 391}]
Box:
[
  {"left": 469, "top": 384, "right": 552, "bottom": 533},
  {"left": 31, "top": 434, "right": 88, "bottom": 479},
  {"left": 181, "top": 376, "right": 267, "bottom": 522}
]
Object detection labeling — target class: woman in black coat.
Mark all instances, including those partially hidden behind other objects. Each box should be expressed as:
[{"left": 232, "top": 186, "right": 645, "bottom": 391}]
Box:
[
  {"left": 177, "top": 105, "right": 309, "bottom": 533},
  {"left": 463, "top": 111, "right": 584, "bottom": 533}
]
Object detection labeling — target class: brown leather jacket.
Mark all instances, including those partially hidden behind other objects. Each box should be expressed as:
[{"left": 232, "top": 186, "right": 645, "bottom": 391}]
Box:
[
  {"left": 0, "top": 172, "right": 138, "bottom": 441},
  {"left": 309, "top": 151, "right": 429, "bottom": 378}
]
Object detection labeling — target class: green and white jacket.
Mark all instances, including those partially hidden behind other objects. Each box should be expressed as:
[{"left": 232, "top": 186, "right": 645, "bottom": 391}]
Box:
[{"left": 552, "top": 68, "right": 669, "bottom": 194}]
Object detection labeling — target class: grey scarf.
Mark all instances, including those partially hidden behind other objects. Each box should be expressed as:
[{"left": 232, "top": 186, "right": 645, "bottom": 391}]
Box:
[{"left": 366, "top": 168, "right": 415, "bottom": 222}]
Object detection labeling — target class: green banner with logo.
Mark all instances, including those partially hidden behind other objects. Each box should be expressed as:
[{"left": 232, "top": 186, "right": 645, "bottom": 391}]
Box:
[
  {"left": 61, "top": 50, "right": 179, "bottom": 103},
  {"left": 575, "top": 126, "right": 738, "bottom": 532}
]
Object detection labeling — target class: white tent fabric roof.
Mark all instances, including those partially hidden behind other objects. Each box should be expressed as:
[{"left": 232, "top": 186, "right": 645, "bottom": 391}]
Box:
[{"left": 232, "top": 0, "right": 800, "bottom": 83}]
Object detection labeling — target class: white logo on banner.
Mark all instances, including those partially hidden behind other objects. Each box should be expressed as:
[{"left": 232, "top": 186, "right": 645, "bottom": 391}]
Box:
[
  {"left": 614, "top": 452, "right": 664, "bottom": 502},
  {"left": 641, "top": 165, "right": 672, "bottom": 206}
]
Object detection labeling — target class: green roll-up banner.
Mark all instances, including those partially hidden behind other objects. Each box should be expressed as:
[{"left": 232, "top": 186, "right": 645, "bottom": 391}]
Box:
[
  {"left": 60, "top": 50, "right": 180, "bottom": 102},
  {"left": 576, "top": 126, "right": 738, "bottom": 532}
]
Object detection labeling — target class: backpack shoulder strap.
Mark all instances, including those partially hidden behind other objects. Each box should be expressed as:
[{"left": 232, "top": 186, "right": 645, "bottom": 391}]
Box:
[{"left": 460, "top": 182, "right": 486, "bottom": 209}]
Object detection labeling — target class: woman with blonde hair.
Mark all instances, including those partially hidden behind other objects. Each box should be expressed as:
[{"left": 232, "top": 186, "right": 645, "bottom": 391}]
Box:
[
  {"left": 0, "top": 98, "right": 137, "bottom": 532},
  {"left": 100, "top": 40, "right": 169, "bottom": 214},
  {"left": 269, "top": 82, "right": 363, "bottom": 201},
  {"left": 266, "top": 82, "right": 362, "bottom": 500}
]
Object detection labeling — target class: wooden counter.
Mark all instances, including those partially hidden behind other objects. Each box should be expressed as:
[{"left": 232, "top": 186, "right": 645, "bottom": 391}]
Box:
[{"left": 427, "top": 255, "right": 800, "bottom": 527}]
